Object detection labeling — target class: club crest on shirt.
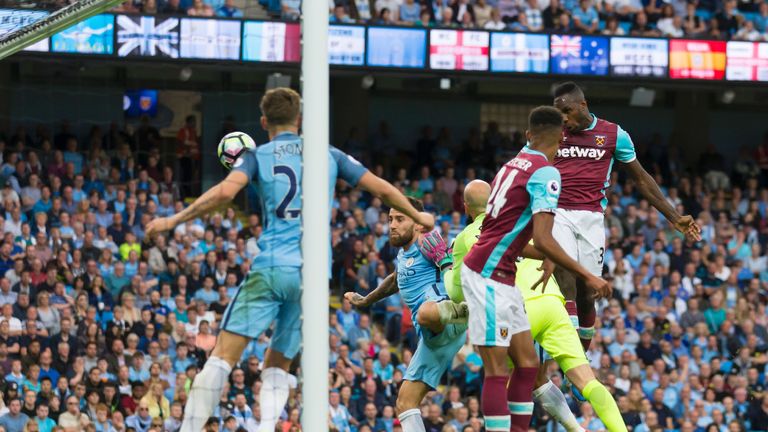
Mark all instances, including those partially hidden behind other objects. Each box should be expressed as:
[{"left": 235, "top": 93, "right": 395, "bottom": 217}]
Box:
[
  {"left": 500, "top": 327, "right": 509, "bottom": 338},
  {"left": 595, "top": 135, "right": 606, "bottom": 146},
  {"left": 405, "top": 257, "right": 415, "bottom": 268}
]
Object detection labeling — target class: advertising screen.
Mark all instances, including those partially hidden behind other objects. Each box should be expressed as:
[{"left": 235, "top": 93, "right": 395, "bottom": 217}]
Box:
[
  {"left": 550, "top": 34, "right": 608, "bottom": 75},
  {"left": 52, "top": 14, "right": 113, "bottom": 55},
  {"left": 489, "top": 32, "right": 549, "bottom": 73},
  {"left": 726, "top": 41, "right": 768, "bottom": 82},
  {"left": 0, "top": 9, "right": 48, "bottom": 52},
  {"left": 242, "top": 21, "right": 300, "bottom": 62},
  {"left": 367, "top": 27, "right": 426, "bottom": 68},
  {"left": 429, "top": 29, "right": 489, "bottom": 71},
  {"left": 180, "top": 18, "right": 240, "bottom": 60},
  {"left": 328, "top": 25, "right": 365, "bottom": 65},
  {"left": 124, "top": 90, "right": 158, "bottom": 117},
  {"left": 669, "top": 39, "right": 726, "bottom": 80},
  {"left": 117, "top": 15, "right": 179, "bottom": 58},
  {"left": 610, "top": 37, "right": 668, "bottom": 77}
]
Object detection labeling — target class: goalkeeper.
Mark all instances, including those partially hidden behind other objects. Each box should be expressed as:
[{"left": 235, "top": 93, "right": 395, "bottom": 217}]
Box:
[{"left": 421, "top": 180, "right": 627, "bottom": 432}]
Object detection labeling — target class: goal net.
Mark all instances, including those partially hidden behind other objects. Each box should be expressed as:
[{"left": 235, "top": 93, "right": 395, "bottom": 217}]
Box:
[{"left": 0, "top": 0, "right": 123, "bottom": 60}]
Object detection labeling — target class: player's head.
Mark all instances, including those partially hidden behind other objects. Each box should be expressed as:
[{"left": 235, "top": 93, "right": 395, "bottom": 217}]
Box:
[
  {"left": 463, "top": 180, "right": 490, "bottom": 219},
  {"left": 388, "top": 197, "right": 424, "bottom": 248},
  {"left": 259, "top": 87, "right": 301, "bottom": 133},
  {"left": 526, "top": 106, "right": 564, "bottom": 152},
  {"left": 552, "top": 81, "right": 590, "bottom": 132}
]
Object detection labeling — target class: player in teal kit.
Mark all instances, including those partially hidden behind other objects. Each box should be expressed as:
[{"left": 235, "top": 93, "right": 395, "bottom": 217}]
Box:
[
  {"left": 145, "top": 88, "right": 433, "bottom": 432},
  {"left": 345, "top": 197, "right": 467, "bottom": 432}
]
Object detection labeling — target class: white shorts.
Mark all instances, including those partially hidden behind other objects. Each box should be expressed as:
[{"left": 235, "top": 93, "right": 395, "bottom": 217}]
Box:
[
  {"left": 552, "top": 209, "right": 605, "bottom": 277},
  {"left": 461, "top": 265, "right": 530, "bottom": 347}
]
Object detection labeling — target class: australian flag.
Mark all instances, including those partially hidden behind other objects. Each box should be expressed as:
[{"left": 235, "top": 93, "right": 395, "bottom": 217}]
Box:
[
  {"left": 117, "top": 15, "right": 179, "bottom": 58},
  {"left": 550, "top": 34, "right": 609, "bottom": 76}
]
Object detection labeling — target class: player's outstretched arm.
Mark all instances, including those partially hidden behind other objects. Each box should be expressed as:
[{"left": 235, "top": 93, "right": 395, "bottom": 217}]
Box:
[
  {"left": 623, "top": 160, "right": 701, "bottom": 241},
  {"left": 344, "top": 272, "right": 399, "bottom": 308},
  {"left": 357, "top": 172, "right": 435, "bottom": 231},
  {"left": 145, "top": 171, "right": 249, "bottom": 238},
  {"left": 531, "top": 212, "right": 611, "bottom": 299}
]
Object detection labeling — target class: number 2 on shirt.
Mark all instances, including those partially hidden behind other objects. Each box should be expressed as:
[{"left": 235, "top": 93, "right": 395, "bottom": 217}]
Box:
[{"left": 273, "top": 165, "right": 301, "bottom": 219}]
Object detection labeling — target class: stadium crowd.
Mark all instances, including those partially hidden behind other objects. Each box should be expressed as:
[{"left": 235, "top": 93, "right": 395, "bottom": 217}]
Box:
[
  {"left": 24, "top": 0, "right": 768, "bottom": 41},
  {"left": 0, "top": 117, "right": 764, "bottom": 432},
  {"left": 322, "top": 0, "right": 768, "bottom": 41}
]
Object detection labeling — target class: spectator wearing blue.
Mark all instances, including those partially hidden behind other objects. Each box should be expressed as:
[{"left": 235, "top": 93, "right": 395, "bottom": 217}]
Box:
[
  {"left": 525, "top": 0, "right": 544, "bottom": 32},
  {"left": 34, "top": 403, "right": 55, "bottom": 432},
  {"left": 215, "top": 0, "right": 242, "bottom": 17},
  {"left": 756, "top": 2, "right": 768, "bottom": 33},
  {"left": 400, "top": 0, "right": 422, "bottom": 24},
  {"left": 572, "top": 0, "right": 600, "bottom": 33},
  {"left": 0, "top": 399, "right": 29, "bottom": 432},
  {"left": 281, "top": 0, "right": 301, "bottom": 20},
  {"left": 509, "top": 12, "right": 530, "bottom": 30},
  {"left": 347, "top": 313, "right": 372, "bottom": 349},
  {"left": 330, "top": 5, "right": 354, "bottom": 23},
  {"left": 336, "top": 297, "right": 360, "bottom": 338},
  {"left": 62, "top": 139, "right": 83, "bottom": 175}
]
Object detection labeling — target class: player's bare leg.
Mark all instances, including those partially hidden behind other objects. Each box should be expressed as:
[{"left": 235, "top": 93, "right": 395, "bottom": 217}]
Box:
[
  {"left": 505, "top": 331, "right": 539, "bottom": 432},
  {"left": 416, "top": 301, "right": 468, "bottom": 333},
  {"left": 554, "top": 267, "right": 594, "bottom": 351},
  {"left": 534, "top": 360, "right": 584, "bottom": 432},
  {"left": 395, "top": 380, "right": 431, "bottom": 432},
  {"left": 181, "top": 330, "right": 250, "bottom": 432},
  {"left": 259, "top": 348, "right": 293, "bottom": 432},
  {"left": 565, "top": 365, "right": 627, "bottom": 432}
]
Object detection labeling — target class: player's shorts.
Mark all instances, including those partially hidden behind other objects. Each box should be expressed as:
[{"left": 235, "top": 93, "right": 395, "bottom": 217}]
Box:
[
  {"left": 220, "top": 266, "right": 301, "bottom": 359},
  {"left": 527, "top": 295, "right": 587, "bottom": 373},
  {"left": 405, "top": 321, "right": 466, "bottom": 389},
  {"left": 552, "top": 208, "right": 605, "bottom": 277},
  {"left": 461, "top": 266, "right": 529, "bottom": 347}
]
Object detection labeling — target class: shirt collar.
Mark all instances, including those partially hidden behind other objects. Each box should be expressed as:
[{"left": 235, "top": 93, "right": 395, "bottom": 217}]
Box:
[
  {"left": 583, "top": 113, "right": 598, "bottom": 131},
  {"left": 521, "top": 145, "right": 547, "bottom": 160},
  {"left": 273, "top": 131, "right": 299, "bottom": 140}
]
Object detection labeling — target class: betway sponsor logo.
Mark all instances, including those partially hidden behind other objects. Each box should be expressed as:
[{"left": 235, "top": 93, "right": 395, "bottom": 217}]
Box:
[{"left": 557, "top": 146, "right": 606, "bottom": 160}]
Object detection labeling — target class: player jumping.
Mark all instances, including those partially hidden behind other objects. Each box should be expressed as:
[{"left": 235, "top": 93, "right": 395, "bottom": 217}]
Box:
[
  {"left": 549, "top": 82, "right": 701, "bottom": 352},
  {"left": 458, "top": 106, "right": 610, "bottom": 432},
  {"left": 424, "top": 182, "right": 627, "bottom": 432},
  {"left": 344, "top": 197, "right": 467, "bottom": 432},
  {"left": 144, "top": 88, "right": 433, "bottom": 432}
]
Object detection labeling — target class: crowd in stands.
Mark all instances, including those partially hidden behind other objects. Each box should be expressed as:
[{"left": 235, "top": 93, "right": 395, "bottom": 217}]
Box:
[
  {"left": 322, "top": 0, "right": 768, "bottom": 41},
  {"left": 0, "top": 116, "right": 765, "bottom": 432}
]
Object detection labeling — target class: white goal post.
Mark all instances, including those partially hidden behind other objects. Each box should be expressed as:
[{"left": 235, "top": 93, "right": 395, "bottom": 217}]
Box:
[{"left": 300, "top": 2, "right": 330, "bottom": 432}]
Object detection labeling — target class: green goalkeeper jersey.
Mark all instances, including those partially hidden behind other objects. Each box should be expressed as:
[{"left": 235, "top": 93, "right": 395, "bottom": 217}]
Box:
[{"left": 446, "top": 212, "right": 485, "bottom": 302}]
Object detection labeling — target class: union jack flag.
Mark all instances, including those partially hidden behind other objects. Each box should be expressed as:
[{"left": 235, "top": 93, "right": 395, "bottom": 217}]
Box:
[
  {"left": 551, "top": 35, "right": 581, "bottom": 57},
  {"left": 117, "top": 15, "right": 179, "bottom": 58}
]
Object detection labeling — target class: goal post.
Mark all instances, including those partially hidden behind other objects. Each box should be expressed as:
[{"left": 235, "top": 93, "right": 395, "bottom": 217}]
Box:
[
  {"left": 300, "top": 2, "right": 330, "bottom": 431},
  {"left": 0, "top": 0, "right": 124, "bottom": 60}
]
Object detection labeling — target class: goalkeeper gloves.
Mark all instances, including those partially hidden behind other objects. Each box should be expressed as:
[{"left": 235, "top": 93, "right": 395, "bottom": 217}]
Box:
[{"left": 419, "top": 230, "right": 453, "bottom": 273}]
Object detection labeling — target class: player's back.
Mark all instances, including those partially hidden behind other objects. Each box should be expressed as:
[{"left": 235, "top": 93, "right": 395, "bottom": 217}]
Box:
[
  {"left": 241, "top": 132, "right": 367, "bottom": 269},
  {"left": 555, "top": 116, "right": 635, "bottom": 212},
  {"left": 464, "top": 147, "right": 560, "bottom": 286}
]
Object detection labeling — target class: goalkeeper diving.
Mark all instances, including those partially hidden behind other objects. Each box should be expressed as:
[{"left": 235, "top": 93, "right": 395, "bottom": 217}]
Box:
[{"left": 420, "top": 180, "right": 628, "bottom": 432}]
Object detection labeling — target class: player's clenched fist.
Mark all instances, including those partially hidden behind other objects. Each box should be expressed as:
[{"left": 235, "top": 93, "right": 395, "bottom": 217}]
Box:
[
  {"left": 344, "top": 292, "right": 367, "bottom": 308},
  {"left": 145, "top": 217, "right": 175, "bottom": 238}
]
